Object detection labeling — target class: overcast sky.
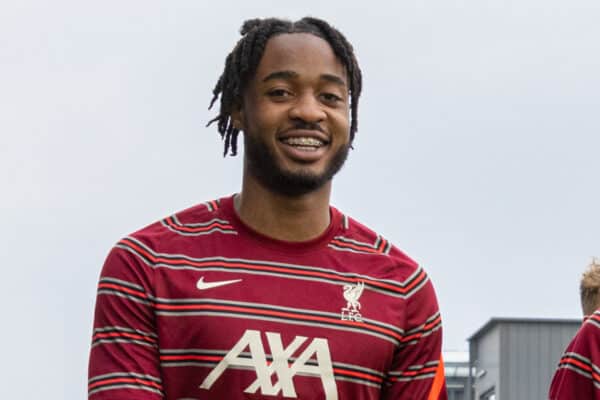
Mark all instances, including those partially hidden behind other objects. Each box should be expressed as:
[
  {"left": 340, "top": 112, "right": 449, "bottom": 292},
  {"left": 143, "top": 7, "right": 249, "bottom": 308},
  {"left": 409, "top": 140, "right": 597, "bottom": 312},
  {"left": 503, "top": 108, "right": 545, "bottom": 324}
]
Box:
[{"left": 2, "top": 1, "right": 599, "bottom": 398}]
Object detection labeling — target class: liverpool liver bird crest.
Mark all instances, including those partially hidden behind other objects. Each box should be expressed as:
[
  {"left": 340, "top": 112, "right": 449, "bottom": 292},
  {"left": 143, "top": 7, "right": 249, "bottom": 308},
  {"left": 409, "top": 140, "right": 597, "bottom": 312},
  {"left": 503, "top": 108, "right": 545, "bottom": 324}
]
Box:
[{"left": 341, "top": 281, "right": 364, "bottom": 322}]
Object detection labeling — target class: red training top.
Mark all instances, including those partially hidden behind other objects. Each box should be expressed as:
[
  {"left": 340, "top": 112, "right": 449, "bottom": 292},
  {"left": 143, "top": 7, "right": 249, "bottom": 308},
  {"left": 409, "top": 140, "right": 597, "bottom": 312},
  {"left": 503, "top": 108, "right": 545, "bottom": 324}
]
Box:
[
  {"left": 549, "top": 309, "right": 600, "bottom": 399},
  {"left": 88, "top": 195, "right": 447, "bottom": 399}
]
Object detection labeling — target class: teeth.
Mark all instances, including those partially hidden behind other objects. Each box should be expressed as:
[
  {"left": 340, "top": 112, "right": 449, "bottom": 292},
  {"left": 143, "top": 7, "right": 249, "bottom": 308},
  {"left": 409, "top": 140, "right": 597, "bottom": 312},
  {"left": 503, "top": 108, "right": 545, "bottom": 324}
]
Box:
[{"left": 283, "top": 137, "right": 324, "bottom": 147}]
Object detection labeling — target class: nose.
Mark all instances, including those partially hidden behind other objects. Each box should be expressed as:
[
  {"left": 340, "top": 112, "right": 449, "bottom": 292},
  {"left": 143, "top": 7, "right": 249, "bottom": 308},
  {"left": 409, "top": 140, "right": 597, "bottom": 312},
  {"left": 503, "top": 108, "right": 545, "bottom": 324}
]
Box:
[{"left": 288, "top": 93, "right": 326, "bottom": 123}]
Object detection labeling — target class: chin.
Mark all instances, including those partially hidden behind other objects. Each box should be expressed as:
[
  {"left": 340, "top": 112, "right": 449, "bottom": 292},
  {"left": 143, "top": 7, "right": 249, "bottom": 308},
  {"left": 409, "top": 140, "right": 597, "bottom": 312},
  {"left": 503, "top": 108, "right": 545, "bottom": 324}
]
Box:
[
  {"left": 260, "top": 168, "right": 331, "bottom": 197},
  {"left": 244, "top": 133, "right": 349, "bottom": 197}
]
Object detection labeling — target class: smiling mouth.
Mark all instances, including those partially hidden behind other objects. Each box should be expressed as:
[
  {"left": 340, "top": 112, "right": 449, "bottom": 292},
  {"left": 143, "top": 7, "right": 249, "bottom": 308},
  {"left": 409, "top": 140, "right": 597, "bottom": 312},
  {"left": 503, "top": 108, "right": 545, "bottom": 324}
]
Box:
[{"left": 280, "top": 137, "right": 328, "bottom": 151}]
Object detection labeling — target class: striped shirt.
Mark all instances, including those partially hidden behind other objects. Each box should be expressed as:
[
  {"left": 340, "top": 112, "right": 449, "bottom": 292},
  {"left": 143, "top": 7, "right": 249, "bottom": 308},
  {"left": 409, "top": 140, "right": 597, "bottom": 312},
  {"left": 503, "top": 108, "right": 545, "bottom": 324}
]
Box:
[
  {"left": 88, "top": 195, "right": 447, "bottom": 399},
  {"left": 549, "top": 310, "right": 600, "bottom": 399}
]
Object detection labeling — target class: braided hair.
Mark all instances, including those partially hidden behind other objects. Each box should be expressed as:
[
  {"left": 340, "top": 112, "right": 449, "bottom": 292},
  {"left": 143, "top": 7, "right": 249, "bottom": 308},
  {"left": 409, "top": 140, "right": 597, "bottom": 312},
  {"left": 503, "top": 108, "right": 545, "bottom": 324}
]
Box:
[{"left": 207, "top": 17, "right": 363, "bottom": 156}]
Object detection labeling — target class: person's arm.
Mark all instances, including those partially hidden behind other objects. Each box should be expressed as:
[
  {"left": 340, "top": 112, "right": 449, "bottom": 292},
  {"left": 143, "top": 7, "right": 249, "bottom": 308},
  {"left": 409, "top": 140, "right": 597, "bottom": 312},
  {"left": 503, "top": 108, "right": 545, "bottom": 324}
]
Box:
[
  {"left": 88, "top": 244, "right": 163, "bottom": 399},
  {"left": 549, "top": 314, "right": 600, "bottom": 399},
  {"left": 381, "top": 275, "right": 447, "bottom": 400}
]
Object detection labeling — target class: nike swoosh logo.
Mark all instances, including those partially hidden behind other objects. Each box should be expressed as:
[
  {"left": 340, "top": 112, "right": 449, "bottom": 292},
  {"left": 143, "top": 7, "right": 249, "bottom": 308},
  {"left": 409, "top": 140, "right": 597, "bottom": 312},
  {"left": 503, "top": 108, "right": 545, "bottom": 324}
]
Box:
[{"left": 196, "top": 277, "right": 242, "bottom": 290}]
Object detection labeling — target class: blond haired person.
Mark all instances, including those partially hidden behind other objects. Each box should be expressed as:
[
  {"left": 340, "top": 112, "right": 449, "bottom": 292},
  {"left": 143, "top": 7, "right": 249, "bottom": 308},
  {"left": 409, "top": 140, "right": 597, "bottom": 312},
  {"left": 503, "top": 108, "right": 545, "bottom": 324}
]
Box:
[{"left": 549, "top": 260, "right": 600, "bottom": 399}]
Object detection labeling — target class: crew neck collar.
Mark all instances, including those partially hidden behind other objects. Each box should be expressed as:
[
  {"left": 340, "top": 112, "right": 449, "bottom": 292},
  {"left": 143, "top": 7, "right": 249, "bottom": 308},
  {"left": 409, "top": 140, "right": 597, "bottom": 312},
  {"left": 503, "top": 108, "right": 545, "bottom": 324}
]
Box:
[{"left": 219, "top": 194, "right": 343, "bottom": 252}]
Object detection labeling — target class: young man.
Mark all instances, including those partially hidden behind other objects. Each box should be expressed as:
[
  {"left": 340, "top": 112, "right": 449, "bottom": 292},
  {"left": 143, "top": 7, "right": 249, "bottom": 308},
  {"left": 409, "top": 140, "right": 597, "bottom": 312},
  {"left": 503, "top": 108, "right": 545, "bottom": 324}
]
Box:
[
  {"left": 88, "top": 17, "right": 447, "bottom": 400},
  {"left": 549, "top": 259, "right": 600, "bottom": 399}
]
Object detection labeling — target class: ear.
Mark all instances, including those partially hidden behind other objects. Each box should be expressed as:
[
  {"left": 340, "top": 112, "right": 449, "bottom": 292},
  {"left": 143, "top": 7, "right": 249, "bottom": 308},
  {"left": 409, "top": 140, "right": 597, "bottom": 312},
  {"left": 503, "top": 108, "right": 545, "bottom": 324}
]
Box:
[{"left": 231, "top": 104, "right": 245, "bottom": 131}]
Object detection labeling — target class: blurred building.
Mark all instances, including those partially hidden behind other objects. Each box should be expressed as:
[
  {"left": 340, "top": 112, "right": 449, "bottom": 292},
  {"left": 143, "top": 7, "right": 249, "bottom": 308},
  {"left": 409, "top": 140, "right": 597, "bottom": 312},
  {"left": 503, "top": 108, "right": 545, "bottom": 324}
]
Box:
[
  {"left": 465, "top": 317, "right": 581, "bottom": 400},
  {"left": 444, "top": 351, "right": 472, "bottom": 400}
]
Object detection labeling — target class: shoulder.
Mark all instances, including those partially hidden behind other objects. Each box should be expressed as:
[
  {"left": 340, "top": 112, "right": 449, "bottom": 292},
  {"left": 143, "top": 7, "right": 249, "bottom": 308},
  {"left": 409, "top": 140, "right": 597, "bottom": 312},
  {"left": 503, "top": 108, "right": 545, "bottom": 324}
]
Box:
[
  {"left": 549, "top": 312, "right": 600, "bottom": 398},
  {"left": 333, "top": 210, "right": 418, "bottom": 266},
  {"left": 577, "top": 310, "right": 600, "bottom": 345},
  {"left": 559, "top": 310, "right": 600, "bottom": 376},
  {"left": 121, "top": 197, "right": 236, "bottom": 253},
  {"left": 331, "top": 208, "right": 423, "bottom": 281}
]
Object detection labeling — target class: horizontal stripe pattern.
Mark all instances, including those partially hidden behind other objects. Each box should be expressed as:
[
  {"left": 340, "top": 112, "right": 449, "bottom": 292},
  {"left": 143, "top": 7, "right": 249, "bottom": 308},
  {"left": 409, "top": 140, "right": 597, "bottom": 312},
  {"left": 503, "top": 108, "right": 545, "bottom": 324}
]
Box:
[
  {"left": 88, "top": 372, "right": 163, "bottom": 397},
  {"left": 586, "top": 311, "right": 600, "bottom": 329},
  {"left": 97, "top": 276, "right": 152, "bottom": 305},
  {"left": 154, "top": 297, "right": 404, "bottom": 346},
  {"left": 557, "top": 351, "right": 600, "bottom": 389},
  {"left": 92, "top": 326, "right": 157, "bottom": 348},
  {"left": 98, "top": 277, "right": 442, "bottom": 347},
  {"left": 161, "top": 215, "right": 237, "bottom": 236},
  {"left": 159, "top": 348, "right": 384, "bottom": 388},
  {"left": 328, "top": 235, "right": 392, "bottom": 256},
  {"left": 116, "top": 236, "right": 428, "bottom": 299},
  {"left": 401, "top": 311, "right": 442, "bottom": 346},
  {"left": 551, "top": 311, "right": 600, "bottom": 395},
  {"left": 97, "top": 276, "right": 437, "bottom": 349},
  {"left": 387, "top": 360, "right": 440, "bottom": 383}
]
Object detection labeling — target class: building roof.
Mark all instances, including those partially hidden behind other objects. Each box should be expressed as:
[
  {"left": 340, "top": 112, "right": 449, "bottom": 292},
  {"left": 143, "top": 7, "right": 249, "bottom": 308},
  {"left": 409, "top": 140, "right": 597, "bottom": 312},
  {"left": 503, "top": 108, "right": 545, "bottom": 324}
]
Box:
[
  {"left": 443, "top": 351, "right": 469, "bottom": 364},
  {"left": 468, "top": 317, "right": 581, "bottom": 342},
  {"left": 443, "top": 351, "right": 471, "bottom": 378}
]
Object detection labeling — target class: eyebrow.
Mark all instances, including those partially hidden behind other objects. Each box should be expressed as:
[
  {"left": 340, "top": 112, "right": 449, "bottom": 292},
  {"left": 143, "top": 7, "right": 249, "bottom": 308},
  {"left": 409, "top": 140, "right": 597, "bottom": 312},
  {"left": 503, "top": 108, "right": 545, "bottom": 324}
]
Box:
[
  {"left": 262, "top": 70, "right": 298, "bottom": 82},
  {"left": 320, "top": 73, "right": 347, "bottom": 87},
  {"left": 262, "top": 70, "right": 347, "bottom": 87}
]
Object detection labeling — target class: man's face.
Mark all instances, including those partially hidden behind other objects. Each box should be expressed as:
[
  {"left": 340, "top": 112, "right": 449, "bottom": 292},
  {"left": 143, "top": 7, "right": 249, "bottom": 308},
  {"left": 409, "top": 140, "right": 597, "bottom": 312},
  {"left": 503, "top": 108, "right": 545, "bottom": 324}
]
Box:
[{"left": 235, "top": 33, "right": 351, "bottom": 197}]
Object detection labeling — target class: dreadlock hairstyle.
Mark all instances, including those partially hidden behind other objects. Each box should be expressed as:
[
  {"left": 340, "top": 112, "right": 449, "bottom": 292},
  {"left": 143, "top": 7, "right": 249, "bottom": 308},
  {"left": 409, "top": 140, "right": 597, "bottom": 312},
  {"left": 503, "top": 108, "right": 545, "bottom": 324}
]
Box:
[{"left": 207, "top": 17, "right": 363, "bottom": 156}]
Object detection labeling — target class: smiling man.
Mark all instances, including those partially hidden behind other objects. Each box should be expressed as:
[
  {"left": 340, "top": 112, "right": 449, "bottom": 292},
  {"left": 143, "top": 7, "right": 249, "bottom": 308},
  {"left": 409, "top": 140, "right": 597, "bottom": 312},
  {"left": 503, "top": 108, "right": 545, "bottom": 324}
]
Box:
[{"left": 88, "top": 17, "right": 447, "bottom": 400}]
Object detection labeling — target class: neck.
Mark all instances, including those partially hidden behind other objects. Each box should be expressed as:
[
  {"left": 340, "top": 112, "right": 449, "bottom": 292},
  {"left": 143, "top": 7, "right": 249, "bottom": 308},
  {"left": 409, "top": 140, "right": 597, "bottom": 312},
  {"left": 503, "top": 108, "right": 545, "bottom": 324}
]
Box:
[{"left": 235, "top": 173, "right": 332, "bottom": 242}]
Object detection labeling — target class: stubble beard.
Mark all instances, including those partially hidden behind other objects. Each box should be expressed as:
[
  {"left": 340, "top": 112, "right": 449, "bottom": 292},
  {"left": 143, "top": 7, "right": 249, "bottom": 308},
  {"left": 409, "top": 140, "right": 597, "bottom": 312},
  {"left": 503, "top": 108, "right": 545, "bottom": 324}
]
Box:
[{"left": 243, "top": 133, "right": 350, "bottom": 197}]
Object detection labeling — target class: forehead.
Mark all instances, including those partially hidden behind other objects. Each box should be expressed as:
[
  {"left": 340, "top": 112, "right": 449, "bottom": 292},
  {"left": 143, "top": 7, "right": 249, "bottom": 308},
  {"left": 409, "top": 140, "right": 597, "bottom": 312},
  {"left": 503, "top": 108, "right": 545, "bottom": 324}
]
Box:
[{"left": 254, "top": 33, "right": 346, "bottom": 82}]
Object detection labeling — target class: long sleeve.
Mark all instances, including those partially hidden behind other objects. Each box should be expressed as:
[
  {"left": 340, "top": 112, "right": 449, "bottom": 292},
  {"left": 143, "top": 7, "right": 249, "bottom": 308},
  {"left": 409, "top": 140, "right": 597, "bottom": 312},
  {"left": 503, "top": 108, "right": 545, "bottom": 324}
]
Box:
[
  {"left": 88, "top": 245, "right": 164, "bottom": 399},
  {"left": 381, "top": 277, "right": 447, "bottom": 400}
]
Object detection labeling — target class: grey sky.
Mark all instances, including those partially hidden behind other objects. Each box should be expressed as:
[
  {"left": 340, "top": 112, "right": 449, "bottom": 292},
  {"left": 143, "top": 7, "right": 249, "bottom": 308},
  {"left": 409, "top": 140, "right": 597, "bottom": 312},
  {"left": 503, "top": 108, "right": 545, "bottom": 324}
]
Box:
[{"left": 1, "top": 1, "right": 599, "bottom": 398}]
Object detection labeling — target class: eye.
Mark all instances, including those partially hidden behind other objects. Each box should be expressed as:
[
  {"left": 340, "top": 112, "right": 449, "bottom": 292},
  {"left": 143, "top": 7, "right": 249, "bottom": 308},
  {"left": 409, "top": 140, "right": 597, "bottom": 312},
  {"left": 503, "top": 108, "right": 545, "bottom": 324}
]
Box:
[
  {"left": 320, "top": 92, "right": 343, "bottom": 104},
  {"left": 267, "top": 89, "right": 292, "bottom": 99}
]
